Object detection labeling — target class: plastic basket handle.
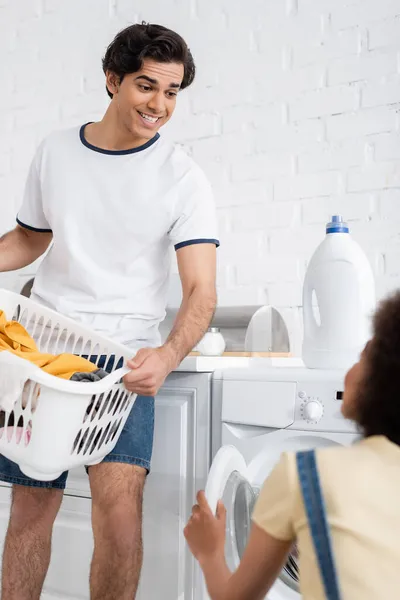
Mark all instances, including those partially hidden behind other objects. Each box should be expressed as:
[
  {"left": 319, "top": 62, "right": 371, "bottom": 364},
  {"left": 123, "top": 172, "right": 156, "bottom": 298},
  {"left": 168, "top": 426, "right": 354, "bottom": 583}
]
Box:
[
  {"left": 30, "top": 365, "right": 132, "bottom": 395},
  {"left": 0, "top": 352, "right": 131, "bottom": 396},
  {"left": 0, "top": 352, "right": 39, "bottom": 412}
]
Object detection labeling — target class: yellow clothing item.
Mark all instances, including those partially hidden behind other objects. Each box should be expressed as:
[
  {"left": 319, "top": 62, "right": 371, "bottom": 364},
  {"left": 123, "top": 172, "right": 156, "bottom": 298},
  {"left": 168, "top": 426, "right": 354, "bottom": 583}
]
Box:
[
  {"left": 252, "top": 436, "right": 400, "bottom": 599},
  {"left": 0, "top": 310, "right": 98, "bottom": 379}
]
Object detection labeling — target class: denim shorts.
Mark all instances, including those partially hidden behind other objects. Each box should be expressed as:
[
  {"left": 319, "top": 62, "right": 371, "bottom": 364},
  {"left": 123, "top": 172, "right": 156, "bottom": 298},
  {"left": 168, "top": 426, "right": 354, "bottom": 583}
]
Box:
[{"left": 0, "top": 355, "right": 155, "bottom": 490}]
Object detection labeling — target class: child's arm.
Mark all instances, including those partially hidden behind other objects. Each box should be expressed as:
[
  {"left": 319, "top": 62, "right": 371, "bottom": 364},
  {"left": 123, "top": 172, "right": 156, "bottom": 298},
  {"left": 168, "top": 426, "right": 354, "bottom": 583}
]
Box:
[
  {"left": 184, "top": 491, "right": 293, "bottom": 600},
  {"left": 203, "top": 524, "right": 291, "bottom": 600}
]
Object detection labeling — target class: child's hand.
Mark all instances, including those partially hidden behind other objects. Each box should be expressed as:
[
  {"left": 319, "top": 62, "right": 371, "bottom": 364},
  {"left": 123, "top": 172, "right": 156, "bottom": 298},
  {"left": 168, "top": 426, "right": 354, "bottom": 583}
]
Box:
[{"left": 184, "top": 490, "right": 226, "bottom": 564}]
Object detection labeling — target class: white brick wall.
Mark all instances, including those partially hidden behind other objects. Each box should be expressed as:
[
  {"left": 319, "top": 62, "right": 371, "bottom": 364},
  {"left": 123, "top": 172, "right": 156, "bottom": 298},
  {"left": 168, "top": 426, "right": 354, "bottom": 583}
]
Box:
[{"left": 1, "top": 0, "right": 400, "bottom": 353}]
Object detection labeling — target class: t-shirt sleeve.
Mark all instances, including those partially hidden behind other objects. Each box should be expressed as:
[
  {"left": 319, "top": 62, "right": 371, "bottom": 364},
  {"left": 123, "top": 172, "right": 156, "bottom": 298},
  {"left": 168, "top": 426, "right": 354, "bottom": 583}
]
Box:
[
  {"left": 168, "top": 165, "right": 219, "bottom": 250},
  {"left": 252, "top": 452, "right": 297, "bottom": 541},
  {"left": 16, "top": 146, "right": 52, "bottom": 232}
]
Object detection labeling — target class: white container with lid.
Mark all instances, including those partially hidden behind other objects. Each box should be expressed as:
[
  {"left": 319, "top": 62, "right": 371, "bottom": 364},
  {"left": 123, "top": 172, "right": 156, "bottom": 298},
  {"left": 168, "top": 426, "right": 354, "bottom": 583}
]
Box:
[
  {"left": 196, "top": 328, "right": 226, "bottom": 357},
  {"left": 302, "top": 215, "right": 376, "bottom": 370}
]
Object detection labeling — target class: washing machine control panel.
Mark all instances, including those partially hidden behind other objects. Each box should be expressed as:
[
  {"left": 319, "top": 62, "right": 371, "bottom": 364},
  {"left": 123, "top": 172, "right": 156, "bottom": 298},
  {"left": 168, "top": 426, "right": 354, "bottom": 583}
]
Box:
[
  {"left": 216, "top": 368, "right": 358, "bottom": 434},
  {"left": 295, "top": 379, "right": 356, "bottom": 432}
]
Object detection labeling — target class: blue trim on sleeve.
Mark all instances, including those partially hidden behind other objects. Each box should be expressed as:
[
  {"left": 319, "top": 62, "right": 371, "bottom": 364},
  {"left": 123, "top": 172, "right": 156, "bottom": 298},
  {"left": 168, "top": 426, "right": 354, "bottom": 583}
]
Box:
[
  {"left": 16, "top": 217, "right": 52, "bottom": 233},
  {"left": 174, "top": 238, "right": 220, "bottom": 251}
]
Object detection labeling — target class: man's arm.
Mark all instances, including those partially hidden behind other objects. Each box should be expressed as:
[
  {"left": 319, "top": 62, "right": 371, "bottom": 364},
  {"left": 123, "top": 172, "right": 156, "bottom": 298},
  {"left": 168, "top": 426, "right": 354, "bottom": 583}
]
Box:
[
  {"left": 0, "top": 226, "right": 53, "bottom": 272},
  {"left": 123, "top": 243, "right": 217, "bottom": 396},
  {"left": 163, "top": 242, "right": 217, "bottom": 367}
]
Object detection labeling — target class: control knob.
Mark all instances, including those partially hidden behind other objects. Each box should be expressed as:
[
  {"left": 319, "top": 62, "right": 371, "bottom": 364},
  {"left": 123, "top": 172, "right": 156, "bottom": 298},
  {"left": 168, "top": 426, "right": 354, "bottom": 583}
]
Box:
[{"left": 303, "top": 400, "right": 323, "bottom": 422}]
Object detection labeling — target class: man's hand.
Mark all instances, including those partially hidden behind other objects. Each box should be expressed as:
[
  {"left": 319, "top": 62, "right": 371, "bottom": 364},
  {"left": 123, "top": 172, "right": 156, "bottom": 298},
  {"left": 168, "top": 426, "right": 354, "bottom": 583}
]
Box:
[
  {"left": 123, "top": 347, "right": 173, "bottom": 396},
  {"left": 184, "top": 491, "right": 226, "bottom": 565}
]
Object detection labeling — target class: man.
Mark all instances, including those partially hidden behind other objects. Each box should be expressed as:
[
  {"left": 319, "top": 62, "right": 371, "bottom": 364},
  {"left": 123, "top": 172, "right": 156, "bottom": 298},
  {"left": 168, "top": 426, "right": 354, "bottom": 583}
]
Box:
[{"left": 0, "top": 23, "right": 218, "bottom": 600}]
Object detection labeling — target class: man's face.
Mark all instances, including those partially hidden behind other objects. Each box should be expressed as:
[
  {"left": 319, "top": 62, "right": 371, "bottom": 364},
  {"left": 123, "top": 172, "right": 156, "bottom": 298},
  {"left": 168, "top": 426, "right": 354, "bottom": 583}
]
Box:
[{"left": 107, "top": 59, "right": 184, "bottom": 142}]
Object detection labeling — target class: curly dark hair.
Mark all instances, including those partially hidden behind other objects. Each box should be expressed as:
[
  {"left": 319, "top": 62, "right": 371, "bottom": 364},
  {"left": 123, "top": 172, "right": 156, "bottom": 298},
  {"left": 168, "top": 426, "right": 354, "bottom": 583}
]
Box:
[
  {"left": 357, "top": 290, "right": 400, "bottom": 445},
  {"left": 102, "top": 22, "right": 196, "bottom": 99}
]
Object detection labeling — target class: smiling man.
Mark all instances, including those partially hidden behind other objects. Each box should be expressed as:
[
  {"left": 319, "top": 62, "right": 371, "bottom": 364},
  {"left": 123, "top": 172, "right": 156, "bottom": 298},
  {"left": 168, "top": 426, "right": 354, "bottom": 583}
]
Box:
[{"left": 0, "top": 23, "right": 218, "bottom": 600}]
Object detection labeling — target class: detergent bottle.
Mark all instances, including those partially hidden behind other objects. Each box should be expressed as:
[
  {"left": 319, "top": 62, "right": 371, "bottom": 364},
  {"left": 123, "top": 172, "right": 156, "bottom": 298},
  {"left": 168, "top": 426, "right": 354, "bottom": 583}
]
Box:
[{"left": 302, "top": 215, "right": 375, "bottom": 370}]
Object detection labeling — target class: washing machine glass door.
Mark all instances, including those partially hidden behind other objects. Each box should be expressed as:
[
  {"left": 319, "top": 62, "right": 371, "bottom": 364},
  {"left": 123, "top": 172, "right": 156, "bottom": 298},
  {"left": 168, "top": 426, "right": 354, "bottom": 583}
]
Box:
[
  {"left": 205, "top": 446, "right": 257, "bottom": 571},
  {"left": 205, "top": 445, "right": 301, "bottom": 599}
]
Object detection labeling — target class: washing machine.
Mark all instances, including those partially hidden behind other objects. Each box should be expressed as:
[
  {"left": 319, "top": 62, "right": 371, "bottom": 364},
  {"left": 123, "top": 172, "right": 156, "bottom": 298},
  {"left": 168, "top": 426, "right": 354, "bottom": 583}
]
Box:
[{"left": 199, "top": 366, "right": 359, "bottom": 599}]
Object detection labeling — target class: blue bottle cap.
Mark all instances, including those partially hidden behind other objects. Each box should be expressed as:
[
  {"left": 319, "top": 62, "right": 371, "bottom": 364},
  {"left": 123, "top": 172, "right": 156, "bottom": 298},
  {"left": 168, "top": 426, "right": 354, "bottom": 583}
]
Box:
[{"left": 326, "top": 215, "right": 349, "bottom": 234}]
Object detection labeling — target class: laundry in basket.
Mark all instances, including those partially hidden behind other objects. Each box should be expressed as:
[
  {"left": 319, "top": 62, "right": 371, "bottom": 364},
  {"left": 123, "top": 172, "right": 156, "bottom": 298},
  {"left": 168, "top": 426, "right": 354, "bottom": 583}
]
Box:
[
  {"left": 0, "top": 288, "right": 137, "bottom": 482},
  {"left": 0, "top": 308, "right": 105, "bottom": 380}
]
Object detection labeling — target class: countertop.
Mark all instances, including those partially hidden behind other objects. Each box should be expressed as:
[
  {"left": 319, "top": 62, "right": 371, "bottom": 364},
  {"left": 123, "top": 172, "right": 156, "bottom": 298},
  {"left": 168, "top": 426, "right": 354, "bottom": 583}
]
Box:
[{"left": 175, "top": 355, "right": 304, "bottom": 372}]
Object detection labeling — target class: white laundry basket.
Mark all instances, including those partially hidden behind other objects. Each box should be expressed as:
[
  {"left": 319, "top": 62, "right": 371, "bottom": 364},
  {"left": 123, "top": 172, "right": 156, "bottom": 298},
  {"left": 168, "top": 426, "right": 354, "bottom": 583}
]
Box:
[{"left": 0, "top": 289, "right": 137, "bottom": 481}]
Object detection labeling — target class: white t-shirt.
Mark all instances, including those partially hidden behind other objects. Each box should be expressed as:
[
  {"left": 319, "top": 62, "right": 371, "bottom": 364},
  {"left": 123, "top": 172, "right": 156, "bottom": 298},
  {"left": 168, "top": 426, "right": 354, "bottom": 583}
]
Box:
[{"left": 17, "top": 124, "right": 219, "bottom": 349}]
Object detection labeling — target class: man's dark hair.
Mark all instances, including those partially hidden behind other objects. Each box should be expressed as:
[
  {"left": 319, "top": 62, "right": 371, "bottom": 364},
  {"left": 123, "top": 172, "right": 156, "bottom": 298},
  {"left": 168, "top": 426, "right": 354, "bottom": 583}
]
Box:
[
  {"left": 102, "top": 22, "right": 196, "bottom": 99},
  {"left": 357, "top": 290, "right": 400, "bottom": 445}
]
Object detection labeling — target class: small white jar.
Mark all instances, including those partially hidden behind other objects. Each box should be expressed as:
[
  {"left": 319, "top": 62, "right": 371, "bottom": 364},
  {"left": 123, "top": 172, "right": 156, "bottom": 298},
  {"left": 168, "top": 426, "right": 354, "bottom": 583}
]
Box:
[{"left": 196, "top": 328, "right": 226, "bottom": 356}]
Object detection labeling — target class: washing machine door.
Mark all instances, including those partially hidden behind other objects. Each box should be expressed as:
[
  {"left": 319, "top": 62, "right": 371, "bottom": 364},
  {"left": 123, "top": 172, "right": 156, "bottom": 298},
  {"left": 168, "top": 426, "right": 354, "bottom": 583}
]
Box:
[
  {"left": 205, "top": 445, "right": 301, "bottom": 600},
  {"left": 205, "top": 446, "right": 257, "bottom": 573}
]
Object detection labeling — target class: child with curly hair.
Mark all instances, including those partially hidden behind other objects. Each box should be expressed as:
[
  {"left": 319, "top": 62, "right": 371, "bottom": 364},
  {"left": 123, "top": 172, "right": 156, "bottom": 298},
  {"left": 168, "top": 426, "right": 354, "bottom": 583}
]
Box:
[{"left": 185, "top": 291, "right": 400, "bottom": 600}]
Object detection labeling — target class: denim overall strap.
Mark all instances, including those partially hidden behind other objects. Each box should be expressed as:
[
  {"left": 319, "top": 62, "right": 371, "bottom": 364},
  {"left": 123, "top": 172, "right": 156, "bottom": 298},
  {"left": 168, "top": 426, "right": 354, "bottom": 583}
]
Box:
[{"left": 296, "top": 450, "right": 342, "bottom": 600}]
